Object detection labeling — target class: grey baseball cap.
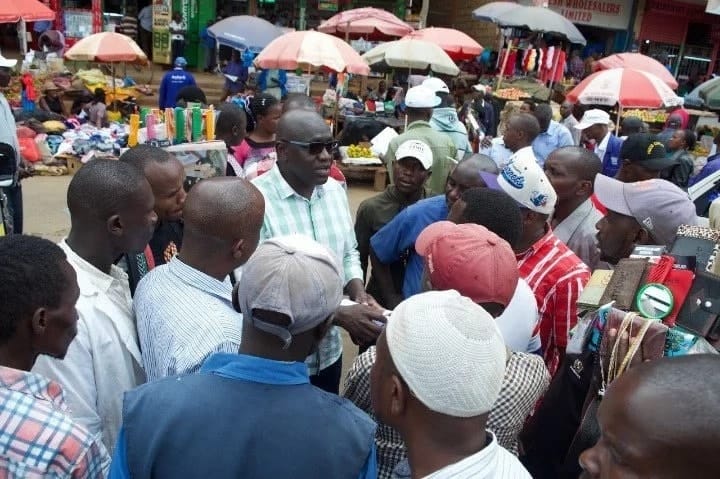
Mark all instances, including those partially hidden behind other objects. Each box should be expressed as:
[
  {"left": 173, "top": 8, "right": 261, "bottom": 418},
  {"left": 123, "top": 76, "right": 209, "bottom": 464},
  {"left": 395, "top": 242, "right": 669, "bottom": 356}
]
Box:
[
  {"left": 236, "top": 235, "right": 343, "bottom": 348},
  {"left": 594, "top": 175, "right": 700, "bottom": 246}
]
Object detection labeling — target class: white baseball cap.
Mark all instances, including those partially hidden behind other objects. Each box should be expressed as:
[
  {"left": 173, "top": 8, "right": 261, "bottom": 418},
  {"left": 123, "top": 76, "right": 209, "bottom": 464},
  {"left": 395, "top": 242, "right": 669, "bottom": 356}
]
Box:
[
  {"left": 387, "top": 290, "right": 507, "bottom": 417},
  {"left": 422, "top": 77, "right": 450, "bottom": 94},
  {"left": 394, "top": 139, "right": 433, "bottom": 170},
  {"left": 405, "top": 85, "right": 441, "bottom": 108},
  {"left": 472, "top": 84, "right": 487, "bottom": 93},
  {"left": 575, "top": 109, "right": 611, "bottom": 130},
  {"left": 480, "top": 148, "right": 557, "bottom": 215}
]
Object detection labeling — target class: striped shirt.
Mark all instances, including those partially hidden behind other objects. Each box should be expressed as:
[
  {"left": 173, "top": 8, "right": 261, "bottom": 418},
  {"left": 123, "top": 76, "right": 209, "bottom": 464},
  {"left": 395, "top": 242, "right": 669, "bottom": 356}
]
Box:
[
  {"left": 0, "top": 366, "right": 109, "bottom": 478},
  {"left": 134, "top": 256, "right": 242, "bottom": 381},
  {"left": 253, "top": 166, "right": 363, "bottom": 374},
  {"left": 392, "top": 433, "right": 531, "bottom": 479},
  {"left": 517, "top": 228, "right": 590, "bottom": 376}
]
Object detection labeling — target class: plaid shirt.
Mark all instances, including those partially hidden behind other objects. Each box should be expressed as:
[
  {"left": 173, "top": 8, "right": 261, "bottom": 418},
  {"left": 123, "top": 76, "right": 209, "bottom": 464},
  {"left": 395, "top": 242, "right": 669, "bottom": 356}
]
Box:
[
  {"left": 253, "top": 166, "right": 363, "bottom": 374},
  {"left": 343, "top": 347, "right": 549, "bottom": 479},
  {"left": 517, "top": 228, "right": 591, "bottom": 376},
  {"left": 0, "top": 366, "right": 108, "bottom": 478}
]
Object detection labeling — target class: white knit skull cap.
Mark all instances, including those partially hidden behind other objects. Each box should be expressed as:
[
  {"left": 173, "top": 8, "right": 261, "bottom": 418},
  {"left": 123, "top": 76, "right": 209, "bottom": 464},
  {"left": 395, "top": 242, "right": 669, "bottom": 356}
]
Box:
[{"left": 386, "top": 290, "right": 507, "bottom": 417}]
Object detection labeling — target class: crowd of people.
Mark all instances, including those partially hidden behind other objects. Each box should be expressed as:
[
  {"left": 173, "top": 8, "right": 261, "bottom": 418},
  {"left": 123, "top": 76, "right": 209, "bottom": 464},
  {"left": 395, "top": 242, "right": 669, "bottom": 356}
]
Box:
[{"left": 3, "top": 43, "right": 720, "bottom": 478}]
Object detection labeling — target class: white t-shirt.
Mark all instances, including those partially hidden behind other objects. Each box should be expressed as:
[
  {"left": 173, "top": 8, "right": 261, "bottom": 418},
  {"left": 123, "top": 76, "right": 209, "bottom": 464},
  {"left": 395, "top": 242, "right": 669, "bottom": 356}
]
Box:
[
  {"left": 423, "top": 432, "right": 531, "bottom": 478},
  {"left": 496, "top": 279, "right": 541, "bottom": 353}
]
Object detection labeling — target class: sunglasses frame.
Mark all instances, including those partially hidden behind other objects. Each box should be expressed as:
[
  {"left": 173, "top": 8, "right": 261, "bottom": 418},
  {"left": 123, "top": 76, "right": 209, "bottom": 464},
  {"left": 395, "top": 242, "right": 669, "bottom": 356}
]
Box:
[{"left": 279, "top": 139, "right": 339, "bottom": 155}]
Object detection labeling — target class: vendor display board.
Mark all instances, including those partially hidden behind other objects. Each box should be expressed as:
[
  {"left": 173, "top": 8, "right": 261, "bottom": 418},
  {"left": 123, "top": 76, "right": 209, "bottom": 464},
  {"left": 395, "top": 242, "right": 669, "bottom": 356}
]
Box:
[
  {"left": 60, "top": 0, "right": 102, "bottom": 47},
  {"left": 153, "top": 0, "right": 172, "bottom": 65},
  {"left": 165, "top": 141, "right": 228, "bottom": 191}
]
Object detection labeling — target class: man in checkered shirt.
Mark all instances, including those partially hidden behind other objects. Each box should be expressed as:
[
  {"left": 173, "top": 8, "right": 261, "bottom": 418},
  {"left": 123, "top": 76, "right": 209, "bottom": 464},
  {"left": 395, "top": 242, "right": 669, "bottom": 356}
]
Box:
[
  {"left": 344, "top": 221, "right": 549, "bottom": 478},
  {"left": 0, "top": 235, "right": 109, "bottom": 477}
]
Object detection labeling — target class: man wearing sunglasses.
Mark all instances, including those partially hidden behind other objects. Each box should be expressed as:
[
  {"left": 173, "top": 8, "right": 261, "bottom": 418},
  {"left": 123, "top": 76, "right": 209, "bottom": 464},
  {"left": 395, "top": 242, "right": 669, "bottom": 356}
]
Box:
[{"left": 252, "top": 109, "right": 386, "bottom": 394}]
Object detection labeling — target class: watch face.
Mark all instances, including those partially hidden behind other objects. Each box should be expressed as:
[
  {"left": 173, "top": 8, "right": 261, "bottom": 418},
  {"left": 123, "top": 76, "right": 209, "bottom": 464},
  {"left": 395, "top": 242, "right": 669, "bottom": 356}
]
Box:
[{"left": 636, "top": 283, "right": 674, "bottom": 320}]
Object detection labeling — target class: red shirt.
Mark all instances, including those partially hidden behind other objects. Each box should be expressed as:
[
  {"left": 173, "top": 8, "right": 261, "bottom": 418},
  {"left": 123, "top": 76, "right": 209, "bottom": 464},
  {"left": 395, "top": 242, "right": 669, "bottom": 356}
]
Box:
[
  {"left": 665, "top": 107, "right": 689, "bottom": 129},
  {"left": 517, "top": 228, "right": 591, "bottom": 376}
]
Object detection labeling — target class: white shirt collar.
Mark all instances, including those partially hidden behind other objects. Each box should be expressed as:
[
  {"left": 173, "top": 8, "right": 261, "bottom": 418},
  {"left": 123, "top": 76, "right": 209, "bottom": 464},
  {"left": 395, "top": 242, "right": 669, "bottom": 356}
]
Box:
[
  {"left": 423, "top": 432, "right": 501, "bottom": 478},
  {"left": 595, "top": 131, "right": 612, "bottom": 155},
  {"left": 59, "top": 239, "right": 128, "bottom": 295}
]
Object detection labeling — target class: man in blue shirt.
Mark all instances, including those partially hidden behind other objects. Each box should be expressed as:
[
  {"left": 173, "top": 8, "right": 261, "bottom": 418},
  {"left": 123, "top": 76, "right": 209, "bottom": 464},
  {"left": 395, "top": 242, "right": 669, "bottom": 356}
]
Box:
[
  {"left": 532, "top": 103, "right": 574, "bottom": 165},
  {"left": 158, "top": 57, "right": 196, "bottom": 109},
  {"left": 111, "top": 235, "right": 377, "bottom": 479},
  {"left": 369, "top": 155, "right": 490, "bottom": 308}
]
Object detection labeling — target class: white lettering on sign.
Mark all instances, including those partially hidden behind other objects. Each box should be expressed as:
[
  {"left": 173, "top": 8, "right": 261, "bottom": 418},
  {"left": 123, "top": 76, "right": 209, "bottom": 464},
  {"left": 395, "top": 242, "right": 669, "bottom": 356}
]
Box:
[{"left": 546, "top": 0, "right": 629, "bottom": 29}]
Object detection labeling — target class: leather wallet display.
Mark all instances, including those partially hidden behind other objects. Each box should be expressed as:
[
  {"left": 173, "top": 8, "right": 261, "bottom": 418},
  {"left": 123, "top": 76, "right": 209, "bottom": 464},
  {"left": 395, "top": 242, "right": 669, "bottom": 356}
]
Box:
[{"left": 599, "top": 258, "right": 648, "bottom": 310}]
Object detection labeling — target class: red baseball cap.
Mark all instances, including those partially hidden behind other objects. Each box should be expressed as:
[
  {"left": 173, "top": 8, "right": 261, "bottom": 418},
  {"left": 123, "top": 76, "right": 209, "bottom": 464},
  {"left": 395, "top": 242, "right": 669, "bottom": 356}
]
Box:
[{"left": 415, "top": 221, "right": 518, "bottom": 307}]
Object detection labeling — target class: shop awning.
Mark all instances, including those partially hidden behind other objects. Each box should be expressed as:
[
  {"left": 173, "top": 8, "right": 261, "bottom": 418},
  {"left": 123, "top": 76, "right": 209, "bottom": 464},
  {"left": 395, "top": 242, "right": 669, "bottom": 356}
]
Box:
[{"left": 0, "top": 0, "right": 55, "bottom": 24}]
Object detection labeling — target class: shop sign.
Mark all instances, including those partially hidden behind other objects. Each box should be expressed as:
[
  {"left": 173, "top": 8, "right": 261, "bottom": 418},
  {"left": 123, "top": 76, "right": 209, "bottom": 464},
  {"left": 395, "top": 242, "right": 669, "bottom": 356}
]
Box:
[
  {"left": 546, "top": 0, "right": 630, "bottom": 30},
  {"left": 646, "top": 0, "right": 718, "bottom": 21},
  {"left": 153, "top": 0, "right": 172, "bottom": 65},
  {"left": 318, "top": 0, "right": 339, "bottom": 11}
]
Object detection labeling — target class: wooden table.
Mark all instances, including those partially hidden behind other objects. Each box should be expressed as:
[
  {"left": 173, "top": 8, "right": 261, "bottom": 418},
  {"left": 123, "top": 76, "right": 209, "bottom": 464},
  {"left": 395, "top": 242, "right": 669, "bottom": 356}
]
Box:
[{"left": 336, "top": 163, "right": 388, "bottom": 191}]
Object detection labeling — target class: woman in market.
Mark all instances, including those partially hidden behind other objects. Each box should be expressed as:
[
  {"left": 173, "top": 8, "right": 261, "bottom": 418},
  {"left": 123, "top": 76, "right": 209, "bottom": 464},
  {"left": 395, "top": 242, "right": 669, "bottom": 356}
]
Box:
[
  {"left": 87, "top": 88, "right": 108, "bottom": 128},
  {"left": 662, "top": 128, "right": 697, "bottom": 189},
  {"left": 38, "top": 81, "right": 68, "bottom": 117},
  {"left": 227, "top": 93, "right": 281, "bottom": 179}
]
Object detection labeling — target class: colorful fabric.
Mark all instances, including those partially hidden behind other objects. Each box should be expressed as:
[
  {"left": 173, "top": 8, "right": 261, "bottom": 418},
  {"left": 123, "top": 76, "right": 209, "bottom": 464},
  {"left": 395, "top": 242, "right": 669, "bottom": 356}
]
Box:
[
  {"left": 0, "top": 366, "right": 109, "bottom": 478},
  {"left": 227, "top": 138, "right": 277, "bottom": 179},
  {"left": 517, "top": 229, "right": 590, "bottom": 376}
]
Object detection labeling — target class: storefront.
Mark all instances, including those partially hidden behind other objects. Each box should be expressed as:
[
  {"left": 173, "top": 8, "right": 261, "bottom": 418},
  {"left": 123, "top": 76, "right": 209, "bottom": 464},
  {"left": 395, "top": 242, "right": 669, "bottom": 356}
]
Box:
[{"left": 638, "top": 0, "right": 720, "bottom": 89}]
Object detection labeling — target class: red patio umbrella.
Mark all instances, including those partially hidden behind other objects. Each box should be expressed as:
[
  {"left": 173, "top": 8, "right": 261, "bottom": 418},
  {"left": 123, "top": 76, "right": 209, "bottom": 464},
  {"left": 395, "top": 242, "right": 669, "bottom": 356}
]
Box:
[
  {"left": 318, "top": 7, "right": 413, "bottom": 41},
  {"left": 566, "top": 68, "right": 682, "bottom": 109},
  {"left": 594, "top": 52, "right": 678, "bottom": 90},
  {"left": 406, "top": 27, "right": 483, "bottom": 62},
  {"left": 0, "top": 0, "right": 55, "bottom": 23}
]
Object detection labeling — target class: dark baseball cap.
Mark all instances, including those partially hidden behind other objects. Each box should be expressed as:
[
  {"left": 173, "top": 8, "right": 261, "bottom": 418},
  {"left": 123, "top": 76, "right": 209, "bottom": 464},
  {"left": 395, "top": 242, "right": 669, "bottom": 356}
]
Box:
[{"left": 620, "top": 133, "right": 674, "bottom": 171}]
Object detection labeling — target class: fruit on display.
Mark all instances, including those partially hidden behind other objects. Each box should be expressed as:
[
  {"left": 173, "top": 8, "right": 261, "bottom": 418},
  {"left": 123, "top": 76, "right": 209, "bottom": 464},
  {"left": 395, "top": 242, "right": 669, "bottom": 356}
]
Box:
[
  {"left": 346, "top": 144, "right": 374, "bottom": 158},
  {"left": 494, "top": 88, "right": 529, "bottom": 101},
  {"left": 621, "top": 109, "right": 668, "bottom": 123},
  {"left": 693, "top": 145, "right": 710, "bottom": 157}
]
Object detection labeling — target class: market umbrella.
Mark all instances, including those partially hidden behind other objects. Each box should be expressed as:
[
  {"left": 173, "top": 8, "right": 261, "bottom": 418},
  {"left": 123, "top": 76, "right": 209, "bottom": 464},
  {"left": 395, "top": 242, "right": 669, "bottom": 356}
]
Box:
[
  {"left": 0, "top": 0, "right": 55, "bottom": 22},
  {"left": 405, "top": 27, "right": 482, "bottom": 62},
  {"left": 362, "top": 39, "right": 460, "bottom": 76},
  {"left": 685, "top": 77, "right": 720, "bottom": 110},
  {"left": 64, "top": 32, "right": 148, "bottom": 64},
  {"left": 254, "top": 30, "right": 370, "bottom": 75},
  {"left": 208, "top": 16, "right": 281, "bottom": 53},
  {"left": 472, "top": 3, "right": 586, "bottom": 45},
  {"left": 318, "top": 7, "right": 413, "bottom": 41},
  {"left": 566, "top": 68, "right": 682, "bottom": 109},
  {"left": 594, "top": 53, "right": 678, "bottom": 89}
]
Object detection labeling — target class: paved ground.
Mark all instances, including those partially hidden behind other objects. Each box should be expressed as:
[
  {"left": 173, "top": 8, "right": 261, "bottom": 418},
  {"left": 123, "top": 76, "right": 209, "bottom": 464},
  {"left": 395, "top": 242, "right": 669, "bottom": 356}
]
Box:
[{"left": 21, "top": 175, "right": 378, "bottom": 381}]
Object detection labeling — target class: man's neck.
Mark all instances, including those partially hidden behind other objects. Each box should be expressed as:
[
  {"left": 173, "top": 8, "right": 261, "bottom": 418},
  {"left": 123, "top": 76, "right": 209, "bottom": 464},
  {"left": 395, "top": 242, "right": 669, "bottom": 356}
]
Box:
[
  {"left": 0, "top": 343, "right": 36, "bottom": 372},
  {"left": 279, "top": 166, "right": 314, "bottom": 199},
  {"left": 552, "top": 197, "right": 588, "bottom": 226},
  {"left": 403, "top": 419, "right": 490, "bottom": 479},
  {"left": 177, "top": 246, "right": 231, "bottom": 282},
  {"left": 395, "top": 186, "right": 424, "bottom": 204},
  {"left": 514, "top": 223, "right": 548, "bottom": 254},
  {"left": 66, "top": 231, "right": 117, "bottom": 275},
  {"left": 511, "top": 143, "right": 531, "bottom": 153}
]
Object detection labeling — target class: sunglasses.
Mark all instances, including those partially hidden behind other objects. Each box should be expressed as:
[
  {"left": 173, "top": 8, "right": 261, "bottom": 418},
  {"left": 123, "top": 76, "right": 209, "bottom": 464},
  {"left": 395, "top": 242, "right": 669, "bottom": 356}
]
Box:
[{"left": 280, "top": 139, "right": 339, "bottom": 155}]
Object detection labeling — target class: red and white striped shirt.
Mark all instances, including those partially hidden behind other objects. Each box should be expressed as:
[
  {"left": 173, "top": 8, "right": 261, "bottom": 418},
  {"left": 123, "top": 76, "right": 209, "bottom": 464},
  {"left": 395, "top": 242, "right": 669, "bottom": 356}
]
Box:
[{"left": 517, "top": 228, "right": 590, "bottom": 376}]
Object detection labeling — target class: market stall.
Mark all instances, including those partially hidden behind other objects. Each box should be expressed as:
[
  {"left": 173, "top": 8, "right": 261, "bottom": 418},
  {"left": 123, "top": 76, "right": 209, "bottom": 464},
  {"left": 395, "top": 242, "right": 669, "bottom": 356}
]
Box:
[{"left": 0, "top": 0, "right": 56, "bottom": 56}]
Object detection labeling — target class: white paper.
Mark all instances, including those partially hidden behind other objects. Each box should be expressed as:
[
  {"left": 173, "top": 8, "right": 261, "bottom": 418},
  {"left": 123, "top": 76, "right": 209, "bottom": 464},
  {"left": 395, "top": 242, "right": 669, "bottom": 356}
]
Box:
[
  {"left": 370, "top": 127, "right": 398, "bottom": 157},
  {"left": 224, "top": 74, "right": 239, "bottom": 82}
]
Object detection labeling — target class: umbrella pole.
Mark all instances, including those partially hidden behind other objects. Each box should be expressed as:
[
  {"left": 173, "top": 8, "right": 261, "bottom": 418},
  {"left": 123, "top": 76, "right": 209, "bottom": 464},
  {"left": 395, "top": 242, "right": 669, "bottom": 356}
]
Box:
[
  {"left": 616, "top": 104, "right": 622, "bottom": 135},
  {"left": 496, "top": 39, "right": 511, "bottom": 90},
  {"left": 113, "top": 63, "right": 118, "bottom": 112}
]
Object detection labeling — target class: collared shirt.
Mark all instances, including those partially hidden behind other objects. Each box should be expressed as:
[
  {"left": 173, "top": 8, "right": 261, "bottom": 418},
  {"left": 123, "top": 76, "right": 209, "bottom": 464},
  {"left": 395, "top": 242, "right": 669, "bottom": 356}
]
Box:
[
  {"left": 355, "top": 185, "right": 431, "bottom": 306},
  {"left": 553, "top": 198, "right": 605, "bottom": 271},
  {"left": 134, "top": 256, "right": 242, "bottom": 381},
  {"left": 517, "top": 229, "right": 590, "bottom": 376},
  {"left": 111, "top": 353, "right": 378, "bottom": 479},
  {"left": 252, "top": 166, "right": 362, "bottom": 374},
  {"left": 370, "top": 195, "right": 448, "bottom": 299},
  {"left": 385, "top": 121, "right": 457, "bottom": 195},
  {"left": 594, "top": 131, "right": 612, "bottom": 164},
  {"left": 0, "top": 366, "right": 110, "bottom": 478},
  {"left": 561, "top": 115, "right": 581, "bottom": 145},
  {"left": 532, "top": 120, "right": 574, "bottom": 164},
  {"left": 479, "top": 137, "right": 513, "bottom": 169},
  {"left": 343, "top": 348, "right": 548, "bottom": 479},
  {"left": 33, "top": 240, "right": 145, "bottom": 454},
  {"left": 138, "top": 6, "right": 152, "bottom": 32},
  {"left": 168, "top": 20, "right": 185, "bottom": 41},
  {"left": 0, "top": 92, "right": 20, "bottom": 164}
]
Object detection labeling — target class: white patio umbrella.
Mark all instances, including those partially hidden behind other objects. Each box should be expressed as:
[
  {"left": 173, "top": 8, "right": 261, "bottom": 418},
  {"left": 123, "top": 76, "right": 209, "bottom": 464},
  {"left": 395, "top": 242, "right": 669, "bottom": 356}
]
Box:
[{"left": 362, "top": 39, "right": 459, "bottom": 76}]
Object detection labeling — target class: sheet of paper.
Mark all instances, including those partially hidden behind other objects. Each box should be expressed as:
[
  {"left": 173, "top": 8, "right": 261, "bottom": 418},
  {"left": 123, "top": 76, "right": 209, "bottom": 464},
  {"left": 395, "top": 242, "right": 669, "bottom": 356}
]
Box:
[
  {"left": 224, "top": 74, "right": 239, "bottom": 83},
  {"left": 370, "top": 126, "right": 398, "bottom": 157}
]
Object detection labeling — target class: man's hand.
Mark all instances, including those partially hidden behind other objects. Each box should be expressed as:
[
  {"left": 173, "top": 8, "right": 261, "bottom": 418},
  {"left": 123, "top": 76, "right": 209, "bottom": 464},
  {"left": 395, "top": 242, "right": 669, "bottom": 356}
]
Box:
[
  {"left": 346, "top": 278, "right": 384, "bottom": 309},
  {"left": 334, "top": 304, "right": 387, "bottom": 345},
  {"left": 481, "top": 136, "right": 493, "bottom": 149}
]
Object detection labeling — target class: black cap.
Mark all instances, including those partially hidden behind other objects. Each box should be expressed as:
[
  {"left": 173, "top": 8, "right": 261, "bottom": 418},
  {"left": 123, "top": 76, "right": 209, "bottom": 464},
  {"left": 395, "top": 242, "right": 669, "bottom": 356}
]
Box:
[
  {"left": 621, "top": 116, "right": 644, "bottom": 131},
  {"left": 619, "top": 133, "right": 674, "bottom": 171}
]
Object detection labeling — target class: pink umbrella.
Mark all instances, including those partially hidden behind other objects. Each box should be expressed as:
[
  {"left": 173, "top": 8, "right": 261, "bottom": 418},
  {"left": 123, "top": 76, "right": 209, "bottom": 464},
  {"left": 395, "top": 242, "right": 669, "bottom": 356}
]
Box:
[
  {"left": 566, "top": 68, "right": 682, "bottom": 109},
  {"left": 0, "top": 0, "right": 54, "bottom": 23},
  {"left": 318, "top": 7, "right": 413, "bottom": 40},
  {"left": 406, "top": 27, "right": 483, "bottom": 62},
  {"left": 254, "top": 30, "right": 369, "bottom": 75},
  {"left": 594, "top": 53, "right": 678, "bottom": 90}
]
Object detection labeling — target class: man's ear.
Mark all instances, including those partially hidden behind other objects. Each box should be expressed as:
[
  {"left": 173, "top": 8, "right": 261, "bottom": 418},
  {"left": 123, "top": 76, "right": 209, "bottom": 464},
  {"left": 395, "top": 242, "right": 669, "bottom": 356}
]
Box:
[
  {"left": 31, "top": 307, "right": 48, "bottom": 335},
  {"left": 107, "top": 214, "right": 123, "bottom": 237},
  {"left": 389, "top": 374, "right": 409, "bottom": 417},
  {"left": 231, "top": 238, "right": 246, "bottom": 260},
  {"left": 635, "top": 227, "right": 652, "bottom": 245},
  {"left": 577, "top": 179, "right": 593, "bottom": 196}
]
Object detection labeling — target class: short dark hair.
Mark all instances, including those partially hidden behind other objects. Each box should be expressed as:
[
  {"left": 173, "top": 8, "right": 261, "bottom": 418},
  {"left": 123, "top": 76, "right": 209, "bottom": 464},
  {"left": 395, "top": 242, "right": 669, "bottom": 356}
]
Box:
[
  {"left": 534, "top": 103, "right": 553, "bottom": 126},
  {"left": 513, "top": 113, "right": 542, "bottom": 142},
  {"left": 437, "top": 91, "right": 454, "bottom": 108},
  {"left": 457, "top": 187, "right": 522, "bottom": 247},
  {"left": 0, "top": 235, "right": 67, "bottom": 344},
  {"left": 67, "top": 159, "right": 148, "bottom": 221},
  {"left": 247, "top": 93, "right": 280, "bottom": 132},
  {"left": 119, "top": 145, "right": 174, "bottom": 172},
  {"left": 681, "top": 129, "right": 697, "bottom": 150},
  {"left": 215, "top": 102, "right": 247, "bottom": 138},
  {"left": 522, "top": 100, "right": 536, "bottom": 112}
]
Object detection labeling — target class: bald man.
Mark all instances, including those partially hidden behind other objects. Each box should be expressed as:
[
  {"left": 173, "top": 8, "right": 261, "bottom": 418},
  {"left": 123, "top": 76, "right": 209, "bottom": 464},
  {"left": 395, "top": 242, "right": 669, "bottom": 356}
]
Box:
[
  {"left": 252, "top": 109, "right": 385, "bottom": 394},
  {"left": 133, "top": 177, "right": 266, "bottom": 381},
  {"left": 544, "top": 146, "right": 604, "bottom": 270},
  {"left": 580, "top": 355, "right": 720, "bottom": 478},
  {"left": 33, "top": 159, "right": 158, "bottom": 454}
]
